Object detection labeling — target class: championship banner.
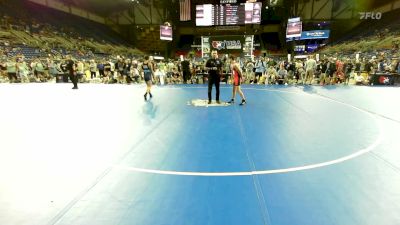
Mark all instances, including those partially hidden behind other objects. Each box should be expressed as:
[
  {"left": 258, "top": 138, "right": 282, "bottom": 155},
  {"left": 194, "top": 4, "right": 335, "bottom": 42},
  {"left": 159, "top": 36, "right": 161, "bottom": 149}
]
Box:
[
  {"left": 209, "top": 36, "right": 245, "bottom": 53},
  {"left": 202, "top": 35, "right": 253, "bottom": 58}
]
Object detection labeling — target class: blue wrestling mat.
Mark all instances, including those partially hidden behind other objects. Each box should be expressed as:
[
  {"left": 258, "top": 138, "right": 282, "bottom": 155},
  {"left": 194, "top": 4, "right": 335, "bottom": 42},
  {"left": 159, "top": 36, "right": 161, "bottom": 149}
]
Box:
[{"left": 0, "top": 83, "right": 400, "bottom": 225}]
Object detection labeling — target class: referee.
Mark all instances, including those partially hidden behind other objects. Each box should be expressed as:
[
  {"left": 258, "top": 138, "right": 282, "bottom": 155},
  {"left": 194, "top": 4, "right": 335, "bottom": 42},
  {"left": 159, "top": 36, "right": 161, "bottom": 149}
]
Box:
[{"left": 205, "top": 50, "right": 223, "bottom": 104}]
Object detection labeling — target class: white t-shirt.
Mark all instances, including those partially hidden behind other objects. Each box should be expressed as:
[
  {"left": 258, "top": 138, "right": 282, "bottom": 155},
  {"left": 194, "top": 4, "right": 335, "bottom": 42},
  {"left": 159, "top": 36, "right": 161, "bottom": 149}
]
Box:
[{"left": 354, "top": 74, "right": 364, "bottom": 82}]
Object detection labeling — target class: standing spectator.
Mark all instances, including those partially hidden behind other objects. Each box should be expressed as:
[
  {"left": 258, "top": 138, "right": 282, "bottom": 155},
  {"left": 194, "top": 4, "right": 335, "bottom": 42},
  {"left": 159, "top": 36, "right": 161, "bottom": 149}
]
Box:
[
  {"left": 34, "top": 57, "right": 46, "bottom": 82},
  {"left": 158, "top": 60, "right": 166, "bottom": 85},
  {"left": 109, "top": 58, "right": 116, "bottom": 83},
  {"left": 305, "top": 55, "right": 317, "bottom": 85},
  {"left": 254, "top": 57, "right": 266, "bottom": 84},
  {"left": 89, "top": 59, "right": 97, "bottom": 80},
  {"left": 295, "top": 60, "right": 305, "bottom": 84},
  {"left": 181, "top": 57, "right": 191, "bottom": 84},
  {"left": 326, "top": 57, "right": 336, "bottom": 85},
  {"left": 365, "top": 59, "right": 374, "bottom": 81},
  {"left": 335, "top": 58, "right": 345, "bottom": 83},
  {"left": 286, "top": 60, "right": 296, "bottom": 84},
  {"left": 123, "top": 59, "right": 132, "bottom": 84},
  {"left": 344, "top": 58, "right": 353, "bottom": 84},
  {"left": 48, "top": 59, "right": 59, "bottom": 80},
  {"left": 245, "top": 59, "right": 255, "bottom": 84},
  {"left": 76, "top": 60, "right": 85, "bottom": 82},
  {"left": 355, "top": 59, "right": 362, "bottom": 73},
  {"left": 66, "top": 55, "right": 78, "bottom": 89},
  {"left": 60, "top": 58, "right": 68, "bottom": 82},
  {"left": 97, "top": 59, "right": 104, "bottom": 79},
  {"left": 166, "top": 59, "right": 175, "bottom": 84},
  {"left": 102, "top": 59, "right": 111, "bottom": 83},
  {"left": 130, "top": 60, "right": 140, "bottom": 83},
  {"left": 277, "top": 63, "right": 288, "bottom": 85},
  {"left": 116, "top": 58, "right": 125, "bottom": 83}
]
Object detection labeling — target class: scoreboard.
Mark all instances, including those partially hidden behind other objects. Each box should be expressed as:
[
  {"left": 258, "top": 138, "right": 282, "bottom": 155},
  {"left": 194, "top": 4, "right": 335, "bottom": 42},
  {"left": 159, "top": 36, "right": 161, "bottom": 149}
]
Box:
[{"left": 196, "top": 2, "right": 262, "bottom": 26}]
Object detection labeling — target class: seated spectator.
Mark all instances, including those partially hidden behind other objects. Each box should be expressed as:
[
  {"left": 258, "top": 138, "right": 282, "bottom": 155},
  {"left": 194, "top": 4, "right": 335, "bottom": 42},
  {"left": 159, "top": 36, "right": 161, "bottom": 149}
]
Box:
[
  {"left": 17, "top": 57, "right": 30, "bottom": 83},
  {"left": 48, "top": 59, "right": 59, "bottom": 78},
  {"left": 245, "top": 60, "right": 255, "bottom": 84},
  {"left": 102, "top": 60, "right": 111, "bottom": 84},
  {"left": 354, "top": 72, "right": 368, "bottom": 85},
  {"left": 6, "top": 57, "right": 18, "bottom": 83},
  {"left": 130, "top": 61, "right": 140, "bottom": 84},
  {"left": 170, "top": 68, "right": 182, "bottom": 84},
  {"left": 277, "top": 63, "right": 288, "bottom": 85}
]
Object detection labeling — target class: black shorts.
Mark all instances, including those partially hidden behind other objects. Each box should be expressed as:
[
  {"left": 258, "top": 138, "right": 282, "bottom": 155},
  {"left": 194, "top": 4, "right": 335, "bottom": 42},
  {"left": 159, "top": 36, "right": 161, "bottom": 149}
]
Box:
[
  {"left": 144, "top": 73, "right": 152, "bottom": 82},
  {"left": 255, "top": 72, "right": 263, "bottom": 77}
]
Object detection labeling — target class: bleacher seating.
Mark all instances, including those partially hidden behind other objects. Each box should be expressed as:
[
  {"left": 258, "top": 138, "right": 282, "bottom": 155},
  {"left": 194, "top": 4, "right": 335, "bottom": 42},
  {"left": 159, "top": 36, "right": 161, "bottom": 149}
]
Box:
[
  {"left": 320, "top": 8, "right": 400, "bottom": 54},
  {"left": 0, "top": 0, "right": 143, "bottom": 58},
  {"left": 136, "top": 26, "right": 167, "bottom": 53}
]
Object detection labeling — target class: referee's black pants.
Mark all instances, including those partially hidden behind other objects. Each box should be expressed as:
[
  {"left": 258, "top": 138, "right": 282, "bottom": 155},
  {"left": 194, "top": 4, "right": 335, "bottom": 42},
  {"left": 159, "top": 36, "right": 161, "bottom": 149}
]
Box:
[{"left": 208, "top": 75, "right": 220, "bottom": 102}]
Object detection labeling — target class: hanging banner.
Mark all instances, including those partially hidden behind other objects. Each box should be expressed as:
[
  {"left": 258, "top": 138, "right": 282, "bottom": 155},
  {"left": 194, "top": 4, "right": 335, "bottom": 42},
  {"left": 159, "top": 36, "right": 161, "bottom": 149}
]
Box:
[
  {"left": 201, "top": 36, "right": 211, "bottom": 58},
  {"left": 243, "top": 35, "right": 254, "bottom": 58},
  {"left": 202, "top": 35, "right": 253, "bottom": 58},
  {"left": 300, "top": 30, "right": 330, "bottom": 40},
  {"left": 209, "top": 36, "right": 245, "bottom": 53}
]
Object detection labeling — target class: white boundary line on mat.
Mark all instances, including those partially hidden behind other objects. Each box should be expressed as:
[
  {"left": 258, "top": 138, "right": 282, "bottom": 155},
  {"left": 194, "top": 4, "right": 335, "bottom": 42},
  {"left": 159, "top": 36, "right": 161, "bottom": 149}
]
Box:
[{"left": 113, "top": 87, "right": 383, "bottom": 176}]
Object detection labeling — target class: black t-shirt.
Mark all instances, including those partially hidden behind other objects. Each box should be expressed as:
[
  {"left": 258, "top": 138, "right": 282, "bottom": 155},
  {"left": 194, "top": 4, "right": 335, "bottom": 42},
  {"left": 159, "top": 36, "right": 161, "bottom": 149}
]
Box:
[
  {"left": 288, "top": 63, "right": 296, "bottom": 72},
  {"left": 355, "top": 63, "right": 361, "bottom": 71},
  {"left": 116, "top": 62, "right": 125, "bottom": 72},
  {"left": 104, "top": 63, "right": 111, "bottom": 72},
  {"left": 60, "top": 62, "right": 67, "bottom": 72},
  {"left": 66, "top": 59, "right": 75, "bottom": 74},
  {"left": 205, "top": 58, "right": 223, "bottom": 76},
  {"left": 181, "top": 60, "right": 190, "bottom": 72},
  {"left": 365, "top": 62, "right": 373, "bottom": 72},
  {"left": 345, "top": 63, "right": 353, "bottom": 73},
  {"left": 321, "top": 62, "right": 328, "bottom": 72}
]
